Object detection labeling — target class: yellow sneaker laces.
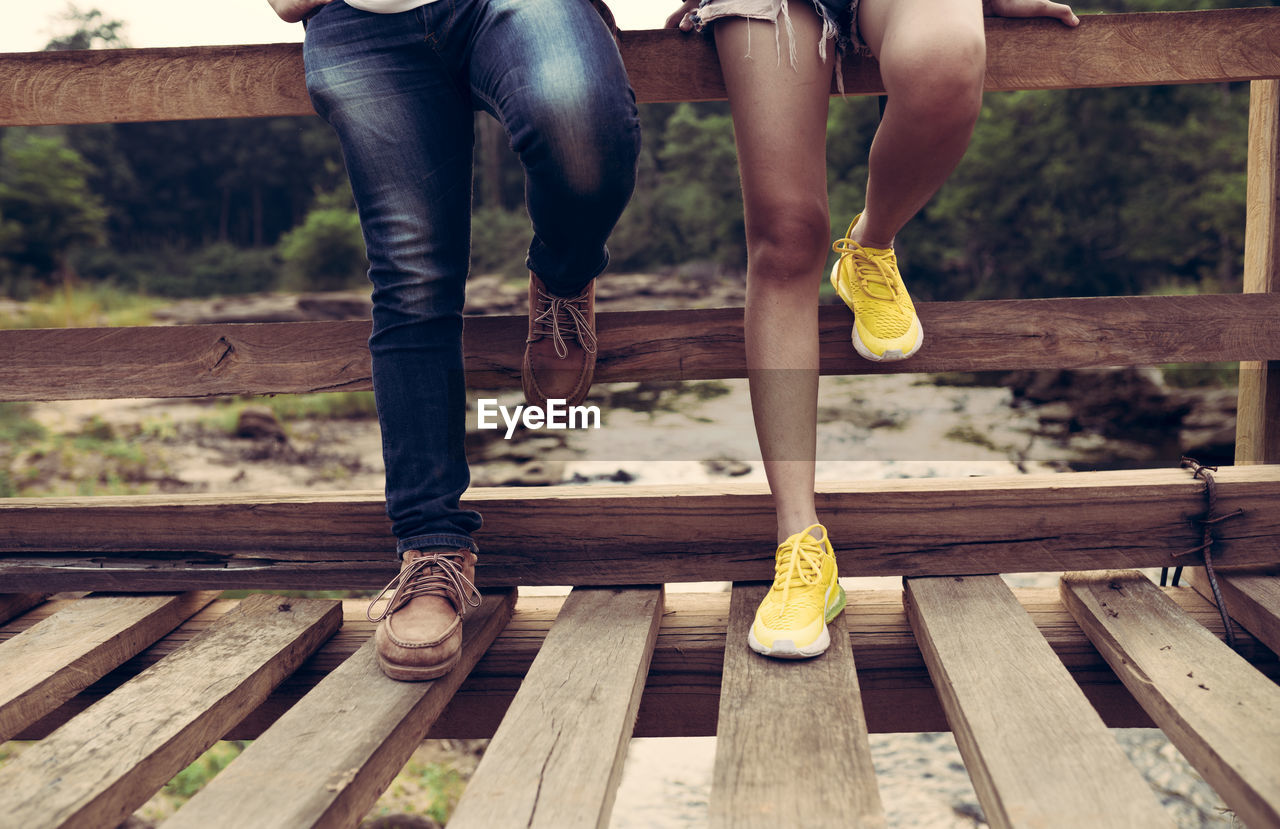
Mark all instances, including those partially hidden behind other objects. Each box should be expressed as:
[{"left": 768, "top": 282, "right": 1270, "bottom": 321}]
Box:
[
  {"left": 366, "top": 551, "right": 481, "bottom": 623},
  {"left": 528, "top": 287, "right": 599, "bottom": 359},
  {"left": 773, "top": 523, "right": 831, "bottom": 607},
  {"left": 832, "top": 236, "right": 900, "bottom": 302}
]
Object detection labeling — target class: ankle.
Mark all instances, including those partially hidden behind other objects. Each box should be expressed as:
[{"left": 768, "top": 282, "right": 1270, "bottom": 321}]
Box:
[{"left": 851, "top": 214, "right": 895, "bottom": 250}]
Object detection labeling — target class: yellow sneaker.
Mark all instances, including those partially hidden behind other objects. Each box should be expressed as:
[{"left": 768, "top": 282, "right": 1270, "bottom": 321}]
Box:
[
  {"left": 748, "top": 523, "right": 847, "bottom": 659},
  {"left": 830, "top": 215, "right": 923, "bottom": 362}
]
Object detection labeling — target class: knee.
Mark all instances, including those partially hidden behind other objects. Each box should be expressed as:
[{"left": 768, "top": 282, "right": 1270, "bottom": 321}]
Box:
[
  {"left": 510, "top": 79, "right": 640, "bottom": 199},
  {"left": 885, "top": 31, "right": 986, "bottom": 128},
  {"left": 746, "top": 200, "right": 831, "bottom": 282}
]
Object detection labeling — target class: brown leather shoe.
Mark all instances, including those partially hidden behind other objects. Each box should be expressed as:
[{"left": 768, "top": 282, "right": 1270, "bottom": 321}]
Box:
[
  {"left": 522, "top": 274, "right": 598, "bottom": 409},
  {"left": 368, "top": 548, "right": 480, "bottom": 681}
]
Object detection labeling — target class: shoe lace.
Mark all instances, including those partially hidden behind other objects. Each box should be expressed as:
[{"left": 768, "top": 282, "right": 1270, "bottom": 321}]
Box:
[
  {"left": 366, "top": 551, "right": 481, "bottom": 623},
  {"left": 528, "top": 287, "right": 598, "bottom": 359},
  {"left": 773, "top": 523, "right": 831, "bottom": 606},
  {"left": 832, "top": 236, "right": 900, "bottom": 302}
]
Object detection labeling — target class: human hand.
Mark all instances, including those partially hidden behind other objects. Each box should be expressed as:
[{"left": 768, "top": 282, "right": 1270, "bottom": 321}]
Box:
[
  {"left": 267, "top": 0, "right": 335, "bottom": 24},
  {"left": 666, "top": 0, "right": 701, "bottom": 31},
  {"left": 984, "top": 0, "right": 1079, "bottom": 26}
]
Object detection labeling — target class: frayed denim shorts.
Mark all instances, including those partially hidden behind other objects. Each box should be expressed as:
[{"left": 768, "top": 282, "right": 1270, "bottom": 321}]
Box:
[{"left": 684, "top": 0, "right": 869, "bottom": 65}]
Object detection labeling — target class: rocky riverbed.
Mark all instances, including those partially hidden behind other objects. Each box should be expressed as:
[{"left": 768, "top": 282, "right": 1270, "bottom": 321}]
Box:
[{"left": 4, "top": 280, "right": 1247, "bottom": 827}]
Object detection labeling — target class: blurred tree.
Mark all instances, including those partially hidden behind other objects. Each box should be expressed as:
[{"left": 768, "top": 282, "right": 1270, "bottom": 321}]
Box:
[
  {"left": 278, "top": 189, "right": 368, "bottom": 291},
  {"left": 0, "top": 132, "right": 108, "bottom": 295}
]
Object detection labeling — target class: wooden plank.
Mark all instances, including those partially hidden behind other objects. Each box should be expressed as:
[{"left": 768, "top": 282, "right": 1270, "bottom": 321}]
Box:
[
  {"left": 2, "top": 9, "right": 1279, "bottom": 127},
  {"left": 0, "top": 590, "right": 218, "bottom": 743},
  {"left": 1061, "top": 570, "right": 1280, "bottom": 829},
  {"left": 710, "top": 582, "right": 884, "bottom": 828},
  {"left": 164, "top": 591, "right": 514, "bottom": 829},
  {"left": 449, "top": 587, "right": 662, "bottom": 829},
  {"left": 0, "top": 592, "right": 47, "bottom": 624},
  {"left": 904, "top": 575, "right": 1170, "bottom": 829},
  {"left": 5, "top": 293, "right": 1280, "bottom": 402},
  {"left": 1237, "top": 79, "right": 1280, "bottom": 465},
  {"left": 9, "top": 588, "right": 1275, "bottom": 740},
  {"left": 3, "top": 467, "right": 1280, "bottom": 590},
  {"left": 0, "top": 594, "right": 340, "bottom": 829},
  {"left": 1188, "top": 567, "right": 1280, "bottom": 657}
]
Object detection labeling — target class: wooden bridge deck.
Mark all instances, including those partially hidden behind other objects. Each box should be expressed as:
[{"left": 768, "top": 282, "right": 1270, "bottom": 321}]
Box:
[
  {"left": 3, "top": 6, "right": 1280, "bottom": 827},
  {"left": 1, "top": 574, "right": 1278, "bottom": 827}
]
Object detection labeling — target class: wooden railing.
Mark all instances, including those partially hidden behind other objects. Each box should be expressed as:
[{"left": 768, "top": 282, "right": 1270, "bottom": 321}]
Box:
[{"left": 1, "top": 10, "right": 1279, "bottom": 829}]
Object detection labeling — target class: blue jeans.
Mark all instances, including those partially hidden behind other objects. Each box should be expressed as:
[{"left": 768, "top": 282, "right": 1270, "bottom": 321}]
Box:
[{"left": 304, "top": 0, "right": 640, "bottom": 556}]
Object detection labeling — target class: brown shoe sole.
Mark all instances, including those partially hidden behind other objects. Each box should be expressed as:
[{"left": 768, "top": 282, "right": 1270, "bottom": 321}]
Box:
[{"left": 376, "top": 648, "right": 461, "bottom": 681}]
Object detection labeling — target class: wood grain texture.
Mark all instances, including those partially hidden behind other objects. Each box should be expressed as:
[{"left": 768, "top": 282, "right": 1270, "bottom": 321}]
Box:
[
  {"left": 1061, "top": 571, "right": 1280, "bottom": 829},
  {"left": 0, "top": 594, "right": 340, "bottom": 829},
  {"left": 3, "top": 467, "right": 1280, "bottom": 590},
  {"left": 449, "top": 587, "right": 663, "bottom": 829},
  {"left": 0, "top": 592, "right": 47, "bottom": 624},
  {"left": 710, "top": 583, "right": 884, "bottom": 829},
  {"left": 1237, "top": 80, "right": 1280, "bottom": 465},
  {"left": 1188, "top": 567, "right": 1280, "bottom": 657},
  {"left": 2, "top": 10, "right": 1279, "bottom": 127},
  {"left": 0, "top": 590, "right": 218, "bottom": 743},
  {"left": 164, "top": 590, "right": 514, "bottom": 829},
  {"left": 904, "top": 575, "right": 1170, "bottom": 829},
  {"left": 5, "top": 293, "right": 1280, "bottom": 402},
  {"left": 7, "top": 588, "right": 1274, "bottom": 740}
]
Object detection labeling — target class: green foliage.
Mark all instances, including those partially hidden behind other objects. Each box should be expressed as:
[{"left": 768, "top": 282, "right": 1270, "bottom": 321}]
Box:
[
  {"left": 43, "top": 6, "right": 129, "bottom": 51},
  {"left": 0, "top": 282, "right": 161, "bottom": 329},
  {"left": 279, "top": 206, "right": 367, "bottom": 291},
  {"left": 469, "top": 205, "right": 536, "bottom": 278},
  {"left": 894, "top": 79, "right": 1250, "bottom": 301},
  {"left": 0, "top": 404, "right": 46, "bottom": 498},
  {"left": 163, "top": 742, "right": 247, "bottom": 800},
  {"left": 0, "top": 131, "right": 109, "bottom": 294}
]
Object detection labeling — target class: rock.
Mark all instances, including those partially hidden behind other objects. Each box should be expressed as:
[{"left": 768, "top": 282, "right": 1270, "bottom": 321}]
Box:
[
  {"left": 235, "top": 406, "right": 288, "bottom": 443},
  {"left": 702, "top": 458, "right": 752, "bottom": 477}
]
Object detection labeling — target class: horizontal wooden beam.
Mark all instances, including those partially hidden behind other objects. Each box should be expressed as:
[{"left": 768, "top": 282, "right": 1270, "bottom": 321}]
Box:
[
  {"left": 1, "top": 467, "right": 1279, "bottom": 591},
  {"left": 4, "top": 293, "right": 1280, "bottom": 402},
  {"left": 2, "top": 9, "right": 1279, "bottom": 127},
  {"left": 6, "top": 588, "right": 1276, "bottom": 740}
]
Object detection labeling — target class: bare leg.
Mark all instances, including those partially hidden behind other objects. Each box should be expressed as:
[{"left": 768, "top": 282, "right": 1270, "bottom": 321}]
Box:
[
  {"left": 715, "top": 6, "right": 834, "bottom": 543},
  {"left": 851, "top": 0, "right": 986, "bottom": 248}
]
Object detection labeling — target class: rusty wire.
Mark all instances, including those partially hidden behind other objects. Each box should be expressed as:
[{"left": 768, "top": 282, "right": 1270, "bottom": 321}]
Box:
[{"left": 1171, "top": 457, "right": 1244, "bottom": 649}]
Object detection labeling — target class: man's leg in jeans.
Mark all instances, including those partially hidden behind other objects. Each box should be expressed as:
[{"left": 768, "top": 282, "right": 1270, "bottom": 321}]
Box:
[
  {"left": 304, "top": 4, "right": 481, "bottom": 680},
  {"left": 466, "top": 0, "right": 641, "bottom": 408}
]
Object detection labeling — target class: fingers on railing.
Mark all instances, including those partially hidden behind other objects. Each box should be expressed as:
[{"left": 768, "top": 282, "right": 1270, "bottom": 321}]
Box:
[
  {"left": 165, "top": 590, "right": 515, "bottom": 829},
  {"left": 447, "top": 586, "right": 664, "bottom": 829},
  {"left": 0, "top": 591, "right": 219, "bottom": 744},
  {"left": 711, "top": 582, "right": 886, "bottom": 829},
  {"left": 1061, "top": 570, "right": 1280, "bottom": 829},
  {"left": 904, "top": 574, "right": 1172, "bottom": 829},
  {"left": 0, "top": 593, "right": 342, "bottom": 829}
]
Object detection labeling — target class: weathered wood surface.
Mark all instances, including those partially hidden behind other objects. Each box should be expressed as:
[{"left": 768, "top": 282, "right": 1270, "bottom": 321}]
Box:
[
  {"left": 165, "top": 591, "right": 513, "bottom": 829},
  {"left": 449, "top": 587, "right": 662, "bottom": 829},
  {"left": 1237, "top": 79, "right": 1280, "bottom": 465},
  {"left": 0, "top": 590, "right": 217, "bottom": 743},
  {"left": 0, "top": 592, "right": 46, "bottom": 624},
  {"left": 904, "top": 575, "right": 1170, "bottom": 829},
  {"left": 2, "top": 9, "right": 1279, "bottom": 127},
  {"left": 5, "top": 293, "right": 1280, "bottom": 402},
  {"left": 1061, "top": 571, "right": 1280, "bottom": 829},
  {"left": 0, "top": 594, "right": 340, "bottom": 829},
  {"left": 1188, "top": 567, "right": 1280, "bottom": 657},
  {"left": 710, "top": 583, "right": 884, "bottom": 828},
  {"left": 3, "top": 467, "right": 1280, "bottom": 590},
  {"left": 7, "top": 588, "right": 1274, "bottom": 740}
]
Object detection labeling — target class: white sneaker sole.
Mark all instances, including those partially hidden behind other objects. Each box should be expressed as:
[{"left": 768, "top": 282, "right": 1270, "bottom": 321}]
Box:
[{"left": 830, "top": 260, "right": 924, "bottom": 363}]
